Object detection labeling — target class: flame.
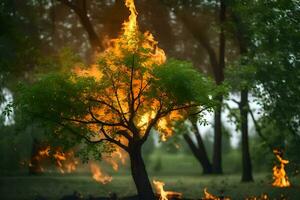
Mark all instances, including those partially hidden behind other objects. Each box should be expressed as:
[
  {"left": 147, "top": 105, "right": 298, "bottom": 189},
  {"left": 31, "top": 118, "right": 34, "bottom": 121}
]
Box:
[
  {"left": 245, "top": 194, "right": 269, "bottom": 200},
  {"left": 153, "top": 180, "right": 182, "bottom": 200},
  {"left": 104, "top": 148, "right": 127, "bottom": 171},
  {"left": 38, "top": 146, "right": 50, "bottom": 157},
  {"left": 203, "top": 188, "right": 231, "bottom": 200},
  {"left": 203, "top": 188, "right": 220, "bottom": 200},
  {"left": 272, "top": 149, "right": 291, "bottom": 187},
  {"left": 90, "top": 163, "right": 113, "bottom": 184},
  {"left": 53, "top": 149, "right": 79, "bottom": 174},
  {"left": 69, "top": 0, "right": 182, "bottom": 177},
  {"left": 25, "top": 146, "right": 79, "bottom": 174}
]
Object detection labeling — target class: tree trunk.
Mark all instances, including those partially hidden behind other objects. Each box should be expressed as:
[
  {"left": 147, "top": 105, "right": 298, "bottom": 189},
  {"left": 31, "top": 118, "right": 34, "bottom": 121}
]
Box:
[
  {"left": 129, "top": 145, "right": 155, "bottom": 200},
  {"left": 184, "top": 133, "right": 213, "bottom": 174},
  {"left": 240, "top": 89, "right": 253, "bottom": 182},
  {"left": 212, "top": 0, "right": 226, "bottom": 174},
  {"left": 29, "top": 138, "right": 42, "bottom": 175},
  {"left": 58, "top": 0, "right": 102, "bottom": 52},
  {"left": 212, "top": 96, "right": 223, "bottom": 174},
  {"left": 183, "top": 122, "right": 213, "bottom": 174}
]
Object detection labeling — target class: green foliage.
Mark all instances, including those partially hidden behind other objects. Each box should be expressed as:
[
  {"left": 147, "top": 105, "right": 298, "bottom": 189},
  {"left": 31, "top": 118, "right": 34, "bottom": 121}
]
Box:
[
  {"left": 232, "top": 0, "right": 300, "bottom": 133},
  {"left": 15, "top": 52, "right": 218, "bottom": 162},
  {"left": 36, "top": 47, "right": 83, "bottom": 74},
  {"left": 250, "top": 117, "right": 300, "bottom": 172},
  {"left": 152, "top": 59, "right": 218, "bottom": 105},
  {"left": 0, "top": 1, "right": 40, "bottom": 84}
]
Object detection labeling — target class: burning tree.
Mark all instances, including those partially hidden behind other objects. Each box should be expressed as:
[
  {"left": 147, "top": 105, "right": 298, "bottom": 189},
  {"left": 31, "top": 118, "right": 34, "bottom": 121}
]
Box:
[{"left": 15, "top": 0, "right": 219, "bottom": 199}]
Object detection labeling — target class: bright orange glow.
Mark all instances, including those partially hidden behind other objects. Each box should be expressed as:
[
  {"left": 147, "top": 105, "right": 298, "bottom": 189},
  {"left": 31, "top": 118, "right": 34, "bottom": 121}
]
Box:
[
  {"left": 272, "top": 149, "right": 291, "bottom": 187},
  {"left": 203, "top": 188, "right": 220, "bottom": 200},
  {"left": 25, "top": 146, "right": 79, "bottom": 174},
  {"left": 245, "top": 194, "right": 269, "bottom": 200},
  {"left": 104, "top": 148, "right": 127, "bottom": 171},
  {"left": 90, "top": 162, "right": 113, "bottom": 184},
  {"left": 38, "top": 146, "right": 50, "bottom": 157},
  {"left": 203, "top": 188, "right": 231, "bottom": 200},
  {"left": 66, "top": 0, "right": 187, "bottom": 180},
  {"left": 52, "top": 149, "right": 79, "bottom": 174},
  {"left": 153, "top": 180, "right": 182, "bottom": 200},
  {"left": 69, "top": 0, "right": 181, "bottom": 172}
]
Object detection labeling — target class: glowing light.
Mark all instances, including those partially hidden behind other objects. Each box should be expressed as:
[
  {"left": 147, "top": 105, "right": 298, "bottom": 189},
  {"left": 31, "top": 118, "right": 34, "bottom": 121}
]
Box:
[
  {"left": 153, "top": 180, "right": 182, "bottom": 200},
  {"left": 272, "top": 149, "right": 291, "bottom": 187},
  {"left": 90, "top": 163, "right": 113, "bottom": 184},
  {"left": 203, "top": 188, "right": 231, "bottom": 200}
]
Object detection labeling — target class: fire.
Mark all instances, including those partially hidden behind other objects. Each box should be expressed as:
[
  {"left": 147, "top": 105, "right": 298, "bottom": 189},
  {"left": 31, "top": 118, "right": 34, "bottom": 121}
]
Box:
[
  {"left": 38, "top": 146, "right": 50, "bottom": 157},
  {"left": 25, "top": 146, "right": 79, "bottom": 174},
  {"left": 203, "top": 188, "right": 231, "bottom": 200},
  {"left": 272, "top": 149, "right": 291, "bottom": 187},
  {"left": 90, "top": 162, "right": 113, "bottom": 184},
  {"left": 68, "top": 0, "right": 184, "bottom": 182},
  {"left": 245, "top": 194, "right": 269, "bottom": 200},
  {"left": 53, "top": 149, "right": 79, "bottom": 174},
  {"left": 104, "top": 148, "right": 127, "bottom": 171},
  {"left": 153, "top": 180, "right": 182, "bottom": 200},
  {"left": 203, "top": 188, "right": 220, "bottom": 200}
]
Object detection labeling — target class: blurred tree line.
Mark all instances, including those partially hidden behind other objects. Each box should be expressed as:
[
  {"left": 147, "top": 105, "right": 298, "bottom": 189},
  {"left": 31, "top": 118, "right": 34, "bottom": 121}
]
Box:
[{"left": 0, "top": 0, "right": 299, "bottom": 183}]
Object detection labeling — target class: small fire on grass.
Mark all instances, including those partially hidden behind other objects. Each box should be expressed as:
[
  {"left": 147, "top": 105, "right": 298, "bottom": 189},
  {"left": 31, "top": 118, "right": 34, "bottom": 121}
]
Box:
[
  {"left": 272, "top": 149, "right": 291, "bottom": 188},
  {"left": 153, "top": 180, "right": 183, "bottom": 200},
  {"left": 203, "top": 188, "right": 231, "bottom": 200},
  {"left": 22, "top": 146, "right": 79, "bottom": 173},
  {"left": 90, "top": 162, "right": 113, "bottom": 184},
  {"left": 245, "top": 194, "right": 269, "bottom": 200}
]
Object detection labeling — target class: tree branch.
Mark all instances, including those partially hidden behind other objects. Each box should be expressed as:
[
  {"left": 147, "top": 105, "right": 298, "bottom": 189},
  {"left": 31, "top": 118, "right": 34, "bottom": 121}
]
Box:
[{"left": 100, "top": 126, "right": 129, "bottom": 152}]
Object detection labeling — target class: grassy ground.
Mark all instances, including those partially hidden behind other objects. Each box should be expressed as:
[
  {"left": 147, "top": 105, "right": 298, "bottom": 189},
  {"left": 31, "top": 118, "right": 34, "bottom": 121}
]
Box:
[
  {"left": 1, "top": 173, "right": 300, "bottom": 199},
  {"left": 1, "top": 153, "right": 299, "bottom": 199}
]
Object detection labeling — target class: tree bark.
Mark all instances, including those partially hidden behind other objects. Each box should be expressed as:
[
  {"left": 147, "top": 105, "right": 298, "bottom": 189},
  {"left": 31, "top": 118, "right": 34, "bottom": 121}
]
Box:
[
  {"left": 129, "top": 145, "right": 156, "bottom": 200},
  {"left": 212, "top": 0, "right": 226, "bottom": 174},
  {"left": 212, "top": 95, "right": 223, "bottom": 174},
  {"left": 240, "top": 89, "right": 253, "bottom": 182},
  {"left": 58, "top": 0, "right": 102, "bottom": 52},
  {"left": 183, "top": 126, "right": 213, "bottom": 174},
  {"left": 29, "top": 138, "right": 42, "bottom": 175},
  {"left": 231, "top": 10, "right": 254, "bottom": 182}
]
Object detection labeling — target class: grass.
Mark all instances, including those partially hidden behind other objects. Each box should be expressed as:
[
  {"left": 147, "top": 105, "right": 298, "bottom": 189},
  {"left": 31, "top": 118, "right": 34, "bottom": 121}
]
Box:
[
  {"left": 1, "top": 173, "right": 300, "bottom": 199},
  {"left": 1, "top": 152, "right": 299, "bottom": 199}
]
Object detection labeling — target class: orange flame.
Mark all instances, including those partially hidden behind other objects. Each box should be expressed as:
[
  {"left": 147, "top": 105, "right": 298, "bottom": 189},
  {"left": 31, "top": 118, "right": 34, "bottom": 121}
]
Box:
[
  {"left": 272, "top": 149, "right": 291, "bottom": 187},
  {"left": 53, "top": 149, "right": 79, "bottom": 174},
  {"left": 153, "top": 180, "right": 182, "bottom": 200},
  {"left": 70, "top": 0, "right": 183, "bottom": 177},
  {"left": 245, "top": 194, "right": 269, "bottom": 200},
  {"left": 90, "top": 163, "right": 113, "bottom": 184},
  {"left": 104, "top": 148, "right": 127, "bottom": 171},
  {"left": 203, "top": 188, "right": 231, "bottom": 200},
  {"left": 38, "top": 146, "right": 50, "bottom": 157},
  {"left": 25, "top": 146, "right": 79, "bottom": 174},
  {"left": 203, "top": 188, "right": 220, "bottom": 200}
]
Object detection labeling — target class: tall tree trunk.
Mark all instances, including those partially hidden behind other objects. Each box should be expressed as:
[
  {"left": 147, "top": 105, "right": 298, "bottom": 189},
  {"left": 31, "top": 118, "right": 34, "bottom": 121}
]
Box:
[
  {"left": 212, "top": 96, "right": 223, "bottom": 174},
  {"left": 231, "top": 10, "right": 254, "bottom": 182},
  {"left": 184, "top": 131, "right": 213, "bottom": 174},
  {"left": 29, "top": 138, "right": 42, "bottom": 175},
  {"left": 240, "top": 89, "right": 253, "bottom": 182},
  {"left": 129, "top": 145, "right": 155, "bottom": 200},
  {"left": 58, "top": 0, "right": 102, "bottom": 52},
  {"left": 212, "top": 0, "right": 226, "bottom": 174}
]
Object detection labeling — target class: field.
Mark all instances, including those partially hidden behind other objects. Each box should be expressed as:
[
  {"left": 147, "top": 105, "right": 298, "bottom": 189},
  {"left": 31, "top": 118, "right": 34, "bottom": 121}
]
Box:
[{"left": 1, "top": 153, "right": 299, "bottom": 200}]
